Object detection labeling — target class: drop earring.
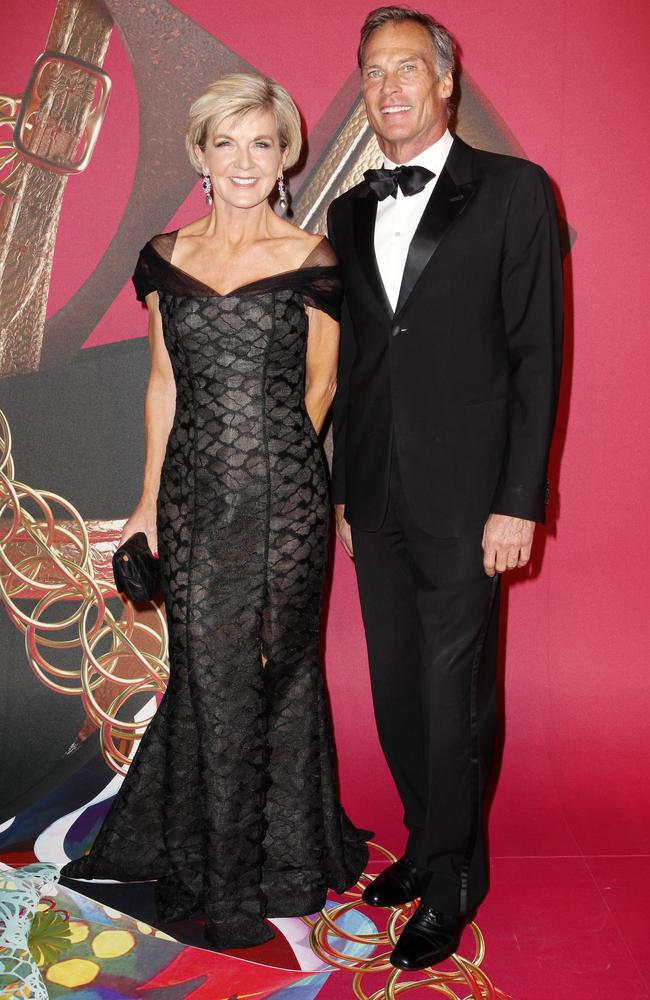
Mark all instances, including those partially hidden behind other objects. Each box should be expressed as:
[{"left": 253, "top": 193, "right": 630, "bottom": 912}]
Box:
[
  {"left": 202, "top": 174, "right": 213, "bottom": 206},
  {"left": 277, "top": 172, "right": 288, "bottom": 210}
]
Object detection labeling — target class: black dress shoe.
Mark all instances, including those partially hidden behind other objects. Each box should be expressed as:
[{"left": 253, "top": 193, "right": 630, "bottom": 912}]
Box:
[
  {"left": 390, "top": 904, "right": 467, "bottom": 969},
  {"left": 362, "top": 856, "right": 430, "bottom": 907}
]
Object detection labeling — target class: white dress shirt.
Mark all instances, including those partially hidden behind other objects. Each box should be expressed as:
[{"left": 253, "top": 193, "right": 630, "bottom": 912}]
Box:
[{"left": 374, "top": 129, "right": 454, "bottom": 311}]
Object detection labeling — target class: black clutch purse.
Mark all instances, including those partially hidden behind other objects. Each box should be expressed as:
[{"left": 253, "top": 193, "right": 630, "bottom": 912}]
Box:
[{"left": 112, "top": 532, "right": 161, "bottom": 602}]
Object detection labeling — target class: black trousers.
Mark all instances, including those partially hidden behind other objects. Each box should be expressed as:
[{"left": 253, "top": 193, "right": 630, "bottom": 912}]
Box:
[{"left": 351, "top": 452, "right": 500, "bottom": 915}]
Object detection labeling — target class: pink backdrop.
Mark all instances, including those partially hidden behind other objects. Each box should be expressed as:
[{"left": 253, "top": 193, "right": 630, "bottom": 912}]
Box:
[{"left": 4, "top": 0, "right": 649, "bottom": 888}]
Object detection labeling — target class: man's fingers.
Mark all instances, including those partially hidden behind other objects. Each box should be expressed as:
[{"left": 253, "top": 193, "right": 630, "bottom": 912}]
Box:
[
  {"left": 517, "top": 544, "right": 532, "bottom": 568},
  {"left": 489, "top": 544, "right": 521, "bottom": 573},
  {"left": 495, "top": 548, "right": 509, "bottom": 573},
  {"left": 506, "top": 549, "right": 519, "bottom": 570},
  {"left": 494, "top": 545, "right": 531, "bottom": 573},
  {"left": 483, "top": 547, "right": 497, "bottom": 577}
]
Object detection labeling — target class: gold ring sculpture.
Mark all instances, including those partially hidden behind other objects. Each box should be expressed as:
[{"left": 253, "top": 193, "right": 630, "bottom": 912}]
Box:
[
  {"left": 0, "top": 408, "right": 169, "bottom": 774},
  {"left": 305, "top": 843, "right": 511, "bottom": 999}
]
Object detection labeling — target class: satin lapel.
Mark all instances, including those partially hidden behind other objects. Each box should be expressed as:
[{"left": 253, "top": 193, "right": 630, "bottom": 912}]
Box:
[
  {"left": 353, "top": 192, "right": 394, "bottom": 318},
  {"left": 394, "top": 168, "right": 478, "bottom": 317}
]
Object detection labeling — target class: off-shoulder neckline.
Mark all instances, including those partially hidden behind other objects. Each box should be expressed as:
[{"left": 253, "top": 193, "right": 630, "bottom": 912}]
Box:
[{"left": 146, "top": 230, "right": 337, "bottom": 298}]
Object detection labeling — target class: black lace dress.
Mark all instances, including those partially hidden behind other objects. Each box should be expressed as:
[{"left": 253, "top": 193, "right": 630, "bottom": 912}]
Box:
[{"left": 62, "top": 232, "right": 369, "bottom": 948}]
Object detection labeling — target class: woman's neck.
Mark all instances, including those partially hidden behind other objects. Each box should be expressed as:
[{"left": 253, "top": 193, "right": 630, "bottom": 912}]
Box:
[{"left": 200, "top": 198, "right": 280, "bottom": 250}]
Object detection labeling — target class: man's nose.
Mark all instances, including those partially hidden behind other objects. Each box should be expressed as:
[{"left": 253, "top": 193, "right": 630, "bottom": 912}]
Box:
[{"left": 380, "top": 72, "right": 400, "bottom": 96}]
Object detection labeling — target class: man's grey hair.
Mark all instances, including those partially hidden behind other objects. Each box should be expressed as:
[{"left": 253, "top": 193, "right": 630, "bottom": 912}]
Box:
[{"left": 357, "top": 5, "right": 456, "bottom": 80}]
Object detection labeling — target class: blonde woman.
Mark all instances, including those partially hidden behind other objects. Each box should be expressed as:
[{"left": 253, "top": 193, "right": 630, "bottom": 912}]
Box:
[{"left": 62, "top": 73, "right": 369, "bottom": 949}]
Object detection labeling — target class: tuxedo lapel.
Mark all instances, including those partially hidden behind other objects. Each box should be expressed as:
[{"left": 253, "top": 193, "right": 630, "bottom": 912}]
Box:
[
  {"left": 394, "top": 146, "right": 478, "bottom": 317},
  {"left": 353, "top": 192, "right": 394, "bottom": 318}
]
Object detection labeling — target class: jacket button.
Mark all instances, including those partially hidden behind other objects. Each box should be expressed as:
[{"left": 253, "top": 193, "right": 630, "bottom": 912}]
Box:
[{"left": 391, "top": 324, "right": 406, "bottom": 337}]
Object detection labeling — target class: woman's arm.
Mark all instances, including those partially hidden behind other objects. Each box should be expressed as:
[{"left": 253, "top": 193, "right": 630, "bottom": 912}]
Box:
[
  {"left": 304, "top": 306, "right": 340, "bottom": 435},
  {"left": 119, "top": 293, "right": 176, "bottom": 550}
]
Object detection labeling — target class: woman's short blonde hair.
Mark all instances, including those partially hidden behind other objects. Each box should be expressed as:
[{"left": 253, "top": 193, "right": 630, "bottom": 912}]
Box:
[{"left": 186, "top": 72, "right": 303, "bottom": 173}]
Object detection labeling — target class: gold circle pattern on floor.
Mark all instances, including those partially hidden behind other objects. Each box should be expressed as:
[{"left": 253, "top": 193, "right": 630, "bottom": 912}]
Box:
[{"left": 305, "top": 843, "right": 512, "bottom": 999}]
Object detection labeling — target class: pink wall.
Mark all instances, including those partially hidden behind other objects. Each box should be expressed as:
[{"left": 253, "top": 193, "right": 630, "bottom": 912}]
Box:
[{"left": 4, "top": 0, "right": 649, "bottom": 859}]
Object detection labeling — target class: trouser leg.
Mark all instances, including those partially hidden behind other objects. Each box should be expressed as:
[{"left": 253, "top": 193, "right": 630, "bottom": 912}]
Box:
[
  {"left": 352, "top": 460, "right": 500, "bottom": 916},
  {"left": 352, "top": 499, "right": 428, "bottom": 840},
  {"left": 411, "top": 544, "right": 500, "bottom": 915}
]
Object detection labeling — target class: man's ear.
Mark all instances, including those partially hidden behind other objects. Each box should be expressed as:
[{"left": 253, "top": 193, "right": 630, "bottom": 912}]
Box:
[{"left": 439, "top": 69, "right": 453, "bottom": 101}]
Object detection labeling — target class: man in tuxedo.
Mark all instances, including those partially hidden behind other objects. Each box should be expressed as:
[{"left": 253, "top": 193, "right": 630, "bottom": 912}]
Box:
[{"left": 327, "top": 5, "right": 563, "bottom": 970}]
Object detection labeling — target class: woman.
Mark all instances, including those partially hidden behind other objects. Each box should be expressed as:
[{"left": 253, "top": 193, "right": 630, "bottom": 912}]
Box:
[{"left": 62, "top": 73, "right": 369, "bottom": 949}]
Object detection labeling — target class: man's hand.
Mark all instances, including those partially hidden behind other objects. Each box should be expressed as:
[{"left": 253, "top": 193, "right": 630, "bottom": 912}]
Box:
[
  {"left": 482, "top": 513, "right": 535, "bottom": 576},
  {"left": 335, "top": 503, "right": 354, "bottom": 557}
]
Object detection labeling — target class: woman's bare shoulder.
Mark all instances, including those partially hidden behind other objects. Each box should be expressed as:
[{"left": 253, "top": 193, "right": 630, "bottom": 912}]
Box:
[
  {"left": 275, "top": 223, "right": 329, "bottom": 264},
  {"left": 285, "top": 223, "right": 324, "bottom": 250},
  {"left": 176, "top": 215, "right": 211, "bottom": 239}
]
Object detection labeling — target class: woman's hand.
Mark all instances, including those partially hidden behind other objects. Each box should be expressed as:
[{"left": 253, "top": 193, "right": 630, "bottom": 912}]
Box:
[{"left": 119, "top": 501, "right": 158, "bottom": 554}]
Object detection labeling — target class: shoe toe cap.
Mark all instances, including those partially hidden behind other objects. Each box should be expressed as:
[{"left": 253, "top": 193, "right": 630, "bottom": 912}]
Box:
[
  {"left": 390, "top": 931, "right": 458, "bottom": 970},
  {"left": 361, "top": 889, "right": 383, "bottom": 906}
]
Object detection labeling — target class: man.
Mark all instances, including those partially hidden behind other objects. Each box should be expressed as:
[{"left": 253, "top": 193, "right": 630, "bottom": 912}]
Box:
[{"left": 327, "top": 5, "right": 563, "bottom": 971}]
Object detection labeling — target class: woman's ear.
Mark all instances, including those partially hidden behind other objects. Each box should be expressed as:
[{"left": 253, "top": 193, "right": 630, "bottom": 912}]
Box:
[{"left": 194, "top": 143, "right": 207, "bottom": 174}]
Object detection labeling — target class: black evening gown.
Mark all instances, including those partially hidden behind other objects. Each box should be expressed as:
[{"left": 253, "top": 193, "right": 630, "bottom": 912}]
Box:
[{"left": 62, "top": 232, "right": 369, "bottom": 948}]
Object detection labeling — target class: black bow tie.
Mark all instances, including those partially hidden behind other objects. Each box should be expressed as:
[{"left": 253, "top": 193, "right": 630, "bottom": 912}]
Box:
[{"left": 364, "top": 164, "right": 435, "bottom": 200}]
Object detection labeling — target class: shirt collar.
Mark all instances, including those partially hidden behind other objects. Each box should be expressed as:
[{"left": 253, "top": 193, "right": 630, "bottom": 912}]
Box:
[{"left": 383, "top": 128, "right": 453, "bottom": 177}]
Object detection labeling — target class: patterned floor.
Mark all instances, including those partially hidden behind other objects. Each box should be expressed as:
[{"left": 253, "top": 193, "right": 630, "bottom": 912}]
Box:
[{"left": 1, "top": 844, "right": 510, "bottom": 1000}]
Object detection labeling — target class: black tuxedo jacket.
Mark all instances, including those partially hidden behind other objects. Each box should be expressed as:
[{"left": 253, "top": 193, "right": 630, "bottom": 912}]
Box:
[{"left": 328, "top": 135, "right": 564, "bottom": 537}]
